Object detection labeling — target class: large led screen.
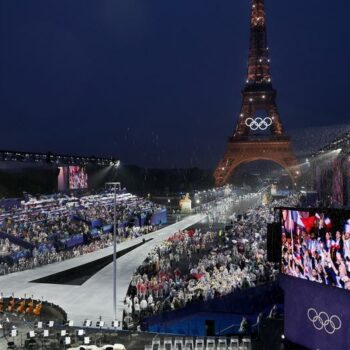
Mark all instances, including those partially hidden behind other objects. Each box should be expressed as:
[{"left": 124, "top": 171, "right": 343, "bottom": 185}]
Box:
[
  {"left": 281, "top": 208, "right": 350, "bottom": 290},
  {"left": 69, "top": 166, "right": 88, "bottom": 189}
]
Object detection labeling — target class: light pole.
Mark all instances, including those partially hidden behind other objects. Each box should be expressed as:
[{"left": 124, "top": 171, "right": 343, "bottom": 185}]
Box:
[{"left": 106, "top": 181, "right": 121, "bottom": 323}]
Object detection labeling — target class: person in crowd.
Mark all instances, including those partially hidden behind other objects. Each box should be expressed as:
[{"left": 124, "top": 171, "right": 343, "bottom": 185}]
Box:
[
  {"left": 239, "top": 317, "right": 250, "bottom": 334},
  {"left": 268, "top": 304, "right": 278, "bottom": 319},
  {"left": 254, "top": 312, "right": 263, "bottom": 339},
  {"left": 123, "top": 193, "right": 300, "bottom": 328}
]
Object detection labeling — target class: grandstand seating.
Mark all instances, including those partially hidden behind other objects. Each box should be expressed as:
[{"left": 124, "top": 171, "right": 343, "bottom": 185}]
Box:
[
  {"left": 143, "top": 336, "right": 250, "bottom": 350},
  {"left": 228, "top": 337, "right": 239, "bottom": 350},
  {"left": 195, "top": 337, "right": 204, "bottom": 350},
  {"left": 67, "top": 345, "right": 126, "bottom": 350},
  {"left": 217, "top": 337, "right": 227, "bottom": 350},
  {"left": 0, "top": 189, "right": 166, "bottom": 275}
]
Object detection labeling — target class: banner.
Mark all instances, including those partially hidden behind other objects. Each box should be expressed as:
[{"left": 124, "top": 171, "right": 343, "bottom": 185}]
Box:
[{"left": 280, "top": 275, "right": 350, "bottom": 349}]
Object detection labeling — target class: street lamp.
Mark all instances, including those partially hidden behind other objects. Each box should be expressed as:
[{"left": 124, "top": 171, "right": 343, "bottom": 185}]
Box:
[
  {"left": 106, "top": 182, "right": 121, "bottom": 323},
  {"left": 167, "top": 198, "right": 172, "bottom": 213}
]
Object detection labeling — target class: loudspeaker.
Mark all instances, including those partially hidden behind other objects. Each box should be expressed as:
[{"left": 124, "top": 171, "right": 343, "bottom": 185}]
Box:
[{"left": 267, "top": 222, "right": 282, "bottom": 263}]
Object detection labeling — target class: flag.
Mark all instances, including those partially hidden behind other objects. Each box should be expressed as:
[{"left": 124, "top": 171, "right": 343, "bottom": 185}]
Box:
[
  {"left": 284, "top": 210, "right": 294, "bottom": 233},
  {"left": 291, "top": 210, "right": 304, "bottom": 229},
  {"left": 300, "top": 216, "right": 316, "bottom": 233},
  {"left": 346, "top": 219, "right": 350, "bottom": 234},
  {"left": 324, "top": 217, "right": 332, "bottom": 230}
]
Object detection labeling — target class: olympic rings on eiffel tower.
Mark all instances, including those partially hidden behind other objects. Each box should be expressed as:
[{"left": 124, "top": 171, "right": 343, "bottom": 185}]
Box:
[{"left": 245, "top": 117, "right": 272, "bottom": 131}]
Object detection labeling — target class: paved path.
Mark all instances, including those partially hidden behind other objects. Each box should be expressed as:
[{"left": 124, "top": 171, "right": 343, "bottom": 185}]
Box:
[{"left": 0, "top": 214, "right": 205, "bottom": 326}]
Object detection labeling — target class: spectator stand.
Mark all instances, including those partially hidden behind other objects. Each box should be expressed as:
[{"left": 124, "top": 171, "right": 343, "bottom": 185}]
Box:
[{"left": 0, "top": 189, "right": 167, "bottom": 276}]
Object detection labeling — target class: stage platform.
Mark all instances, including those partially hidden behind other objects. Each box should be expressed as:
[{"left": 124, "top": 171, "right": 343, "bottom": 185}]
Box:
[{"left": 0, "top": 214, "right": 205, "bottom": 325}]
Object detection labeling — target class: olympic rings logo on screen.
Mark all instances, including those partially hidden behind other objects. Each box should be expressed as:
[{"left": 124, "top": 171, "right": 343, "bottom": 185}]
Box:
[
  {"left": 245, "top": 117, "right": 272, "bottom": 131},
  {"left": 307, "top": 308, "right": 342, "bottom": 335}
]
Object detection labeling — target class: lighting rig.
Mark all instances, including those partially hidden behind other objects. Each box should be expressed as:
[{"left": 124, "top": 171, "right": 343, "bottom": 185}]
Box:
[
  {"left": 0, "top": 150, "right": 120, "bottom": 167},
  {"left": 312, "top": 130, "right": 350, "bottom": 158}
]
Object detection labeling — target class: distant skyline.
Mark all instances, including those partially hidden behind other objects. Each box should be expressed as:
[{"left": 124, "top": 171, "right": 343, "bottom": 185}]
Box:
[{"left": 0, "top": 0, "right": 349, "bottom": 168}]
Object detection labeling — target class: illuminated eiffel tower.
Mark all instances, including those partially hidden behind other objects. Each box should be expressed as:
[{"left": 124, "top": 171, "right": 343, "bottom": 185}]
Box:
[{"left": 214, "top": 0, "right": 299, "bottom": 186}]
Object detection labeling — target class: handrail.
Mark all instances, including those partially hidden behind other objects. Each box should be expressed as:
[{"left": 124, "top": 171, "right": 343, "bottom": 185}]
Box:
[{"left": 216, "top": 322, "right": 238, "bottom": 335}]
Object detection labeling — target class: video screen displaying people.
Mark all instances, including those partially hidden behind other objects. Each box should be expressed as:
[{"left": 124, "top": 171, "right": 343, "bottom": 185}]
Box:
[
  {"left": 69, "top": 166, "right": 88, "bottom": 189},
  {"left": 281, "top": 208, "right": 350, "bottom": 290}
]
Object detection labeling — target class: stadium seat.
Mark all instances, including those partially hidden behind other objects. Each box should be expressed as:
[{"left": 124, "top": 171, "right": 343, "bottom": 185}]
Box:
[
  {"left": 206, "top": 337, "right": 216, "bottom": 350},
  {"left": 163, "top": 337, "right": 173, "bottom": 350},
  {"left": 241, "top": 337, "right": 251, "bottom": 350},
  {"left": 217, "top": 337, "right": 227, "bottom": 350},
  {"left": 102, "top": 346, "right": 114, "bottom": 350},
  {"left": 151, "top": 337, "right": 161, "bottom": 350},
  {"left": 144, "top": 345, "right": 153, "bottom": 350},
  {"left": 184, "top": 337, "right": 194, "bottom": 350},
  {"left": 194, "top": 338, "right": 204, "bottom": 350},
  {"left": 174, "top": 337, "right": 183, "bottom": 350},
  {"left": 228, "top": 337, "right": 239, "bottom": 350},
  {"left": 113, "top": 345, "right": 126, "bottom": 350},
  {"left": 7, "top": 341, "right": 16, "bottom": 349}
]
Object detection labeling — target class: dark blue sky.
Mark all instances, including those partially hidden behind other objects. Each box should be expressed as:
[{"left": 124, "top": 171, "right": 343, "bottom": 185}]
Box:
[{"left": 0, "top": 0, "right": 349, "bottom": 168}]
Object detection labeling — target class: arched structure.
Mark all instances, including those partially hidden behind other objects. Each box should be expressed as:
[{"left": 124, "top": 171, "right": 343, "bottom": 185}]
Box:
[
  {"left": 214, "top": 0, "right": 299, "bottom": 186},
  {"left": 216, "top": 139, "right": 299, "bottom": 185}
]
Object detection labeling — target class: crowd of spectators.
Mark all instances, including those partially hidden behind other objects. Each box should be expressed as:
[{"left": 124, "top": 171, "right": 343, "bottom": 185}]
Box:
[
  {"left": 0, "top": 190, "right": 163, "bottom": 274},
  {"left": 0, "top": 232, "right": 111, "bottom": 275},
  {"left": 281, "top": 209, "right": 350, "bottom": 289},
  {"left": 0, "top": 224, "right": 157, "bottom": 276},
  {"left": 1, "top": 192, "right": 161, "bottom": 244},
  {"left": 123, "top": 193, "right": 300, "bottom": 328}
]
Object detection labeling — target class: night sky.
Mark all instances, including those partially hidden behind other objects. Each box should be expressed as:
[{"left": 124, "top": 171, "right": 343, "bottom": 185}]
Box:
[{"left": 0, "top": 0, "right": 349, "bottom": 169}]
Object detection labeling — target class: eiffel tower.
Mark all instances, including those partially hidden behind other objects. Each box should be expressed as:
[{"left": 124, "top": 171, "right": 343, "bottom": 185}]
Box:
[{"left": 214, "top": 0, "right": 299, "bottom": 186}]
